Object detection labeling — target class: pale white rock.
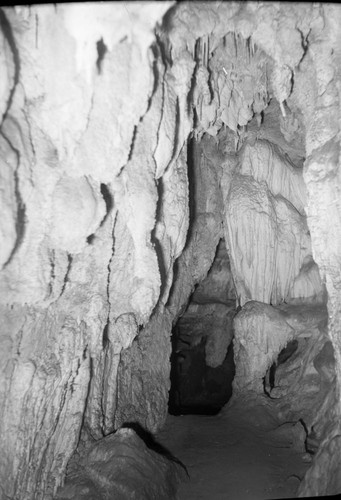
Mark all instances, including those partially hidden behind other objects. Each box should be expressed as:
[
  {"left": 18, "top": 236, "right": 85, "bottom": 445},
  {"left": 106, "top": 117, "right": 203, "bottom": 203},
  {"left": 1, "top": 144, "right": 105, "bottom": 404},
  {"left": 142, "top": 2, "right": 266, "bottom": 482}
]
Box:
[
  {"left": 233, "top": 301, "right": 295, "bottom": 393},
  {"left": 303, "top": 137, "right": 341, "bottom": 432},
  {"left": 239, "top": 139, "right": 306, "bottom": 213},
  {"left": 71, "top": 40, "right": 157, "bottom": 181},
  {"left": 114, "top": 169, "right": 159, "bottom": 324},
  {"left": 271, "top": 194, "right": 312, "bottom": 303},
  {"left": 224, "top": 144, "right": 321, "bottom": 305},
  {"left": 100, "top": 314, "right": 138, "bottom": 436},
  {"left": 306, "top": 107, "right": 340, "bottom": 156},
  {"left": 290, "top": 256, "right": 325, "bottom": 303},
  {"left": 0, "top": 110, "right": 65, "bottom": 304},
  {"left": 107, "top": 81, "right": 164, "bottom": 323},
  {"left": 109, "top": 313, "right": 138, "bottom": 354},
  {"left": 166, "top": 51, "right": 195, "bottom": 168},
  {"left": 224, "top": 174, "right": 277, "bottom": 305},
  {"left": 303, "top": 140, "right": 341, "bottom": 281},
  {"left": 0, "top": 4, "right": 176, "bottom": 497},
  {"left": 62, "top": 2, "right": 172, "bottom": 80},
  {"left": 107, "top": 212, "right": 138, "bottom": 318},
  {"left": 154, "top": 143, "right": 189, "bottom": 304},
  {"left": 0, "top": 307, "right": 92, "bottom": 499},
  {"left": 8, "top": 5, "right": 94, "bottom": 166},
  {"left": 250, "top": 4, "right": 306, "bottom": 69},
  {"left": 0, "top": 28, "right": 14, "bottom": 123},
  {"left": 0, "top": 153, "right": 17, "bottom": 268},
  {"left": 84, "top": 313, "right": 138, "bottom": 438},
  {"left": 6, "top": 3, "right": 168, "bottom": 177},
  {"left": 154, "top": 73, "right": 178, "bottom": 179},
  {"left": 50, "top": 176, "right": 106, "bottom": 253},
  {"left": 271, "top": 64, "right": 292, "bottom": 111},
  {"left": 193, "top": 64, "right": 213, "bottom": 131},
  {"left": 1, "top": 3, "right": 340, "bottom": 499}
]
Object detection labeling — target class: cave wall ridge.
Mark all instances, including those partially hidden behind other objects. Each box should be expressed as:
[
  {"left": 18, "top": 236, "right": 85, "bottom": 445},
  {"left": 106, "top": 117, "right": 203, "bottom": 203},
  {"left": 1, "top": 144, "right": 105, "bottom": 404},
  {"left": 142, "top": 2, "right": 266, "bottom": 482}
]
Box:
[
  {"left": 0, "top": 2, "right": 341, "bottom": 499},
  {"left": 0, "top": 3, "right": 194, "bottom": 499}
]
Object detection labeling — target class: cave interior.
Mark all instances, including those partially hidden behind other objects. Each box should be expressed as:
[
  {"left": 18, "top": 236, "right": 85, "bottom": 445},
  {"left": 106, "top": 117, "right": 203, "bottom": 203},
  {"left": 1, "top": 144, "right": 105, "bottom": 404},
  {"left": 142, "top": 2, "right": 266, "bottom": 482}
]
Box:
[{"left": 0, "top": 2, "right": 341, "bottom": 499}]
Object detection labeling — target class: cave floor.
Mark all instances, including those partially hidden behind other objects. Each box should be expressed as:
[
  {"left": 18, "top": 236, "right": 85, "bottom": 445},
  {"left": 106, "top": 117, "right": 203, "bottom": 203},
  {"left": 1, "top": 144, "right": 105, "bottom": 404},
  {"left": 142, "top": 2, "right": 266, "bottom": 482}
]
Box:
[{"left": 156, "top": 397, "right": 311, "bottom": 500}]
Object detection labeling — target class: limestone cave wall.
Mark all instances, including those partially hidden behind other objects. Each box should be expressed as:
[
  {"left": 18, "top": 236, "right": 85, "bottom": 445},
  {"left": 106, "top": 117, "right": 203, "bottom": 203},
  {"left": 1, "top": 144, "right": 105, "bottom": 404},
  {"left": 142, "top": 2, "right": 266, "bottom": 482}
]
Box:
[{"left": 0, "top": 2, "right": 341, "bottom": 499}]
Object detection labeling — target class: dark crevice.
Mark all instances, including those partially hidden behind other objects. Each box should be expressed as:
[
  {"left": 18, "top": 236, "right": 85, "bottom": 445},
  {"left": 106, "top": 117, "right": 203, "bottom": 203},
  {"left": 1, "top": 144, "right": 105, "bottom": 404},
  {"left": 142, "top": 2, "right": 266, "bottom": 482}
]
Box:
[
  {"left": 96, "top": 38, "right": 107, "bottom": 74},
  {"left": 298, "top": 418, "right": 319, "bottom": 455},
  {"left": 299, "top": 418, "right": 309, "bottom": 448},
  {"left": 48, "top": 249, "right": 56, "bottom": 296},
  {"left": 154, "top": 4, "right": 177, "bottom": 67},
  {"left": 80, "top": 355, "right": 96, "bottom": 441},
  {"left": 264, "top": 339, "right": 299, "bottom": 397},
  {"left": 165, "top": 138, "right": 196, "bottom": 308},
  {"left": 60, "top": 254, "right": 73, "bottom": 297},
  {"left": 0, "top": 8, "right": 20, "bottom": 129},
  {"left": 127, "top": 125, "right": 137, "bottom": 162},
  {"left": 87, "top": 234, "right": 95, "bottom": 245},
  {"left": 183, "top": 137, "right": 196, "bottom": 248},
  {"left": 5, "top": 171, "right": 26, "bottom": 265},
  {"left": 297, "top": 27, "right": 311, "bottom": 67},
  {"left": 151, "top": 178, "right": 167, "bottom": 302},
  {"left": 101, "top": 183, "right": 113, "bottom": 214},
  {"left": 169, "top": 334, "right": 235, "bottom": 416},
  {"left": 187, "top": 64, "right": 198, "bottom": 116},
  {"left": 1, "top": 132, "right": 26, "bottom": 268},
  {"left": 99, "top": 182, "right": 114, "bottom": 226},
  {"left": 87, "top": 184, "right": 114, "bottom": 245},
  {"left": 121, "top": 421, "right": 189, "bottom": 476},
  {"left": 102, "top": 322, "right": 109, "bottom": 349},
  {"left": 146, "top": 43, "right": 161, "bottom": 114},
  {"left": 171, "top": 97, "right": 180, "bottom": 164}
]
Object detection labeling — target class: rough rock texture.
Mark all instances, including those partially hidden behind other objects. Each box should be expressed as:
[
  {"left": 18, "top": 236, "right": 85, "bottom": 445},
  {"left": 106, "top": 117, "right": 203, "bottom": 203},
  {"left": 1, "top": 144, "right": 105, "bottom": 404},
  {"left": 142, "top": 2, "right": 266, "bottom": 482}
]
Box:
[
  {"left": 1, "top": 2, "right": 341, "bottom": 499},
  {"left": 169, "top": 237, "right": 236, "bottom": 414},
  {"left": 175, "top": 239, "right": 236, "bottom": 368},
  {"left": 233, "top": 301, "right": 295, "bottom": 394},
  {"left": 191, "top": 239, "right": 236, "bottom": 305},
  {"left": 224, "top": 140, "right": 323, "bottom": 306},
  {"left": 0, "top": 4, "right": 189, "bottom": 499},
  {"left": 169, "top": 339, "right": 235, "bottom": 414},
  {"left": 232, "top": 298, "right": 340, "bottom": 496},
  {"left": 233, "top": 301, "right": 330, "bottom": 395},
  {"left": 55, "top": 427, "right": 185, "bottom": 500},
  {"left": 176, "top": 302, "right": 234, "bottom": 368}
]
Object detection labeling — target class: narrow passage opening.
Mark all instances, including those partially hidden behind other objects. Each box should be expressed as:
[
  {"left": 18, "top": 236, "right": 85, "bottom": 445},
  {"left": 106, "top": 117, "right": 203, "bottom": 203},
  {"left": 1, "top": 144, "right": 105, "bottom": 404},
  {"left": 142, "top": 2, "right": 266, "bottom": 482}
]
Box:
[{"left": 168, "top": 239, "right": 237, "bottom": 415}]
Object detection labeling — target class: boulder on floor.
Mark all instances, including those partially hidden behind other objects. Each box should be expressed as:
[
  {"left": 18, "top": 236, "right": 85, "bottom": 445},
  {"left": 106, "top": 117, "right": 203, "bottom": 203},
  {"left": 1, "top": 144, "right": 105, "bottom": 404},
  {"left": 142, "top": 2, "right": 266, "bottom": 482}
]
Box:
[{"left": 55, "top": 427, "right": 185, "bottom": 500}]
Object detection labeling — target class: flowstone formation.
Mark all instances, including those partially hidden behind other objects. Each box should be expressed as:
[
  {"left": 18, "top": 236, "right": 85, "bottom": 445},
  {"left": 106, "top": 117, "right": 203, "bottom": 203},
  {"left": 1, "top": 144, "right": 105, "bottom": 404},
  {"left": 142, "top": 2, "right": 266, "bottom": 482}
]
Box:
[{"left": 0, "top": 2, "right": 341, "bottom": 499}]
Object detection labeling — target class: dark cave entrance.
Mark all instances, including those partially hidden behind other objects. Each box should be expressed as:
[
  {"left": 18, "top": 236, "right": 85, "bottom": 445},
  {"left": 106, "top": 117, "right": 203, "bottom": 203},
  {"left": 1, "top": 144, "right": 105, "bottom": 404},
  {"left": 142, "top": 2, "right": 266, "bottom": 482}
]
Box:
[
  {"left": 168, "top": 239, "right": 237, "bottom": 416},
  {"left": 168, "top": 334, "right": 235, "bottom": 415}
]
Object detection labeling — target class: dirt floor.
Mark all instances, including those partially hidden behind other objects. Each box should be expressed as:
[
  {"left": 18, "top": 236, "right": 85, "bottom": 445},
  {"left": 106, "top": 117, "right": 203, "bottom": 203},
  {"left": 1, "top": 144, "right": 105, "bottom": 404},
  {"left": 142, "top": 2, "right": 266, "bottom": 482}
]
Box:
[{"left": 156, "top": 396, "right": 312, "bottom": 500}]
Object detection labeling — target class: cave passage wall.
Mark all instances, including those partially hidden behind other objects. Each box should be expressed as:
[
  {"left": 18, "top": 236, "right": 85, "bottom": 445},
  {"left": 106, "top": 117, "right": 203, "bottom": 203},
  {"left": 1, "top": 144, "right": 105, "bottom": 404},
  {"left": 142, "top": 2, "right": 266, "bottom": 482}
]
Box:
[{"left": 0, "top": 2, "right": 341, "bottom": 499}]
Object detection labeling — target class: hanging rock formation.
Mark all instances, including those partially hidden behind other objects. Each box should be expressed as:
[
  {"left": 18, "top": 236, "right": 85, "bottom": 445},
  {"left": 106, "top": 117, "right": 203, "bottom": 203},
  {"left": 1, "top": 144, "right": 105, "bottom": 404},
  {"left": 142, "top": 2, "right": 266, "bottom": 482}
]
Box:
[{"left": 0, "top": 2, "right": 341, "bottom": 499}]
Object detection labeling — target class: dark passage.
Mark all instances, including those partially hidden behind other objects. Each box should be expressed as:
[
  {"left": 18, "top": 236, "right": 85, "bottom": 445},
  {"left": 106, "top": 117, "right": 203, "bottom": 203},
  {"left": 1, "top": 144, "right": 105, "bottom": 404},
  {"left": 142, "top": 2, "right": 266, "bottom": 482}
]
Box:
[
  {"left": 169, "top": 334, "right": 235, "bottom": 415},
  {"left": 169, "top": 239, "right": 236, "bottom": 416}
]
